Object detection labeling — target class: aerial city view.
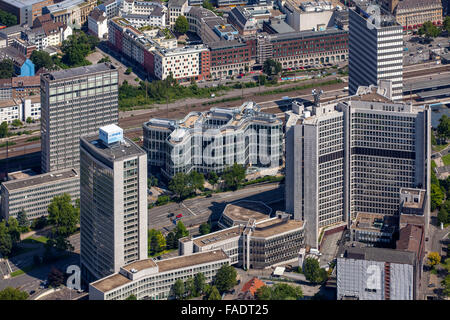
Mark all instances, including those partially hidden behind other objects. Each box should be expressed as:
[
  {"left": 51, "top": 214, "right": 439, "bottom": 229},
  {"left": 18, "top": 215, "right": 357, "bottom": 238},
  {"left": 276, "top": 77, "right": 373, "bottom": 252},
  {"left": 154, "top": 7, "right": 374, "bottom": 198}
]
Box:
[{"left": 0, "top": 0, "right": 449, "bottom": 306}]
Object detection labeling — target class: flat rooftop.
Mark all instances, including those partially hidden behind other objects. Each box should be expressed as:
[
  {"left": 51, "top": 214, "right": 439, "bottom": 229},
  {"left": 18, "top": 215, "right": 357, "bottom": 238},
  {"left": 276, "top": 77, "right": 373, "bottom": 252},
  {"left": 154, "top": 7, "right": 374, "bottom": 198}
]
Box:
[
  {"left": 193, "top": 226, "right": 243, "bottom": 247},
  {"left": 42, "top": 63, "right": 116, "bottom": 81},
  {"left": 156, "top": 250, "right": 228, "bottom": 273},
  {"left": 401, "top": 188, "right": 426, "bottom": 209},
  {"left": 122, "top": 259, "right": 157, "bottom": 272},
  {"left": 91, "top": 273, "right": 131, "bottom": 293},
  {"left": 81, "top": 135, "right": 145, "bottom": 162},
  {"left": 2, "top": 0, "right": 46, "bottom": 8},
  {"left": 2, "top": 169, "right": 78, "bottom": 192},
  {"left": 223, "top": 200, "right": 272, "bottom": 223},
  {"left": 252, "top": 218, "right": 303, "bottom": 238},
  {"left": 343, "top": 246, "right": 416, "bottom": 265},
  {"left": 351, "top": 213, "right": 397, "bottom": 233}
]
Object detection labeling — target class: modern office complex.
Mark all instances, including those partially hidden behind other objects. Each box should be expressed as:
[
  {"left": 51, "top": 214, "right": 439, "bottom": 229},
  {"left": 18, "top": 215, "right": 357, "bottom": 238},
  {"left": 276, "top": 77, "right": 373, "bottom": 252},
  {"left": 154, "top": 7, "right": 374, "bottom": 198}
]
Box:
[
  {"left": 80, "top": 125, "right": 148, "bottom": 282},
  {"left": 89, "top": 250, "right": 230, "bottom": 300},
  {"left": 180, "top": 202, "right": 305, "bottom": 270},
  {"left": 40, "top": 63, "right": 119, "bottom": 173},
  {"left": 143, "top": 101, "right": 283, "bottom": 178},
  {"left": 0, "top": 168, "right": 79, "bottom": 221},
  {"left": 0, "top": 0, "right": 55, "bottom": 25},
  {"left": 348, "top": 1, "right": 403, "bottom": 100},
  {"left": 285, "top": 82, "right": 431, "bottom": 248},
  {"left": 337, "top": 246, "right": 418, "bottom": 300}
]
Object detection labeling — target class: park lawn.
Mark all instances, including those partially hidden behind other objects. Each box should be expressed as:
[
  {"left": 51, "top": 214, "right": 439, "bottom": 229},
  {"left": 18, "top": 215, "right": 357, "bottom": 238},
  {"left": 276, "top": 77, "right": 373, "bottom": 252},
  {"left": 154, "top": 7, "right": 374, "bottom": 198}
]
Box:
[
  {"left": 22, "top": 236, "right": 49, "bottom": 245},
  {"left": 433, "top": 143, "right": 450, "bottom": 152},
  {"left": 10, "top": 265, "right": 34, "bottom": 278},
  {"left": 442, "top": 154, "right": 450, "bottom": 166}
]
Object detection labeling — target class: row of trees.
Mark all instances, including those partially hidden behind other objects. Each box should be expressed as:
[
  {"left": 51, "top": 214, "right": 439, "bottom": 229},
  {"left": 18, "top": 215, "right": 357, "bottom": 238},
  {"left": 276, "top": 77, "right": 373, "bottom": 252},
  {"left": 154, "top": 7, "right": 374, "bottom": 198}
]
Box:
[
  {"left": 0, "top": 9, "right": 17, "bottom": 27},
  {"left": 256, "top": 283, "right": 303, "bottom": 300},
  {"left": 167, "top": 164, "right": 246, "bottom": 201},
  {"left": 0, "top": 59, "right": 15, "bottom": 79},
  {"left": 172, "top": 264, "right": 237, "bottom": 300},
  {"left": 0, "top": 193, "right": 79, "bottom": 258},
  {"left": 418, "top": 17, "right": 450, "bottom": 39},
  {"left": 148, "top": 221, "right": 189, "bottom": 256}
]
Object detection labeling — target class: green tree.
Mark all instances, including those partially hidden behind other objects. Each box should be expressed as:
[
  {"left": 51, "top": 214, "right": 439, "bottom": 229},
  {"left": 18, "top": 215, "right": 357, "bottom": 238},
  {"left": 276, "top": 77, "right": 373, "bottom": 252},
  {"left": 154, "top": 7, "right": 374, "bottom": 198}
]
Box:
[
  {"left": 303, "top": 257, "right": 327, "bottom": 284},
  {"left": 0, "top": 9, "right": 17, "bottom": 27},
  {"left": 438, "top": 206, "right": 449, "bottom": 225},
  {"left": 30, "top": 50, "right": 54, "bottom": 71},
  {"left": 47, "top": 267, "right": 64, "bottom": 288},
  {"left": 165, "top": 231, "right": 177, "bottom": 250},
  {"left": 189, "top": 171, "right": 205, "bottom": 192},
  {"left": 443, "top": 274, "right": 450, "bottom": 297},
  {"left": 98, "top": 56, "right": 111, "bottom": 64},
  {"left": 271, "top": 283, "right": 303, "bottom": 300},
  {"left": 0, "top": 287, "right": 28, "bottom": 300},
  {"left": 17, "top": 209, "right": 30, "bottom": 232},
  {"left": 26, "top": 117, "right": 33, "bottom": 124},
  {"left": 418, "top": 21, "right": 441, "bottom": 39},
  {"left": 148, "top": 229, "right": 166, "bottom": 256},
  {"left": 194, "top": 272, "right": 207, "bottom": 296},
  {"left": 148, "top": 175, "right": 158, "bottom": 188},
  {"left": 206, "top": 285, "right": 221, "bottom": 300},
  {"left": 174, "top": 15, "right": 189, "bottom": 34},
  {"left": 223, "top": 163, "right": 246, "bottom": 190},
  {"left": 0, "top": 121, "right": 8, "bottom": 138},
  {"left": 174, "top": 221, "right": 189, "bottom": 240},
  {"left": 169, "top": 172, "right": 193, "bottom": 200},
  {"left": 431, "top": 183, "right": 445, "bottom": 211},
  {"left": 173, "top": 279, "right": 185, "bottom": 300},
  {"left": 444, "top": 16, "right": 450, "bottom": 35},
  {"left": 11, "top": 119, "right": 22, "bottom": 127},
  {"left": 0, "top": 59, "right": 14, "bottom": 79},
  {"left": 255, "top": 285, "right": 272, "bottom": 300},
  {"left": 427, "top": 252, "right": 441, "bottom": 267},
  {"left": 0, "top": 221, "right": 13, "bottom": 257},
  {"left": 6, "top": 217, "right": 20, "bottom": 245},
  {"left": 185, "top": 277, "right": 195, "bottom": 298},
  {"left": 126, "top": 294, "right": 137, "bottom": 300},
  {"left": 214, "top": 264, "right": 237, "bottom": 293},
  {"left": 437, "top": 114, "right": 450, "bottom": 140},
  {"left": 199, "top": 222, "right": 211, "bottom": 235},
  {"left": 258, "top": 74, "right": 267, "bottom": 85},
  {"left": 263, "top": 59, "right": 282, "bottom": 77},
  {"left": 47, "top": 193, "right": 79, "bottom": 238},
  {"left": 208, "top": 172, "right": 219, "bottom": 189}
]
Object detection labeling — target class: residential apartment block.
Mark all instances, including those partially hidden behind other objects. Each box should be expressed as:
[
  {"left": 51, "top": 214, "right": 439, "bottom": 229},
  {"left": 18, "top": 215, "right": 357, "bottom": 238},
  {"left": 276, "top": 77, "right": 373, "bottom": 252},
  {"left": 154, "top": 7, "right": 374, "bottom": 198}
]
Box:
[
  {"left": 80, "top": 125, "right": 148, "bottom": 282},
  {"left": 40, "top": 63, "right": 119, "bottom": 173},
  {"left": 0, "top": 75, "right": 40, "bottom": 101},
  {"left": 89, "top": 250, "right": 230, "bottom": 300},
  {"left": 153, "top": 45, "right": 209, "bottom": 81},
  {"left": 0, "top": 168, "right": 79, "bottom": 221},
  {"left": 349, "top": 1, "right": 404, "bottom": 100},
  {"left": 120, "top": 0, "right": 167, "bottom": 28},
  {"left": 88, "top": 7, "right": 108, "bottom": 39},
  {"left": 0, "top": 96, "right": 40, "bottom": 123},
  {"left": 143, "top": 101, "right": 283, "bottom": 178},
  {"left": 285, "top": 82, "right": 431, "bottom": 248}
]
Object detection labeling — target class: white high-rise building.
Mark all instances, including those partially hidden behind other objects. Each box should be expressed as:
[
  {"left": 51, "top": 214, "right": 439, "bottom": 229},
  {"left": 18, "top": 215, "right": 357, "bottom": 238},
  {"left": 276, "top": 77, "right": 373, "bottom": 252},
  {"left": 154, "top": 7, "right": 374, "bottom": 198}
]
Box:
[
  {"left": 349, "top": 1, "right": 404, "bottom": 100},
  {"left": 80, "top": 125, "right": 148, "bottom": 283},
  {"left": 285, "top": 82, "right": 431, "bottom": 248}
]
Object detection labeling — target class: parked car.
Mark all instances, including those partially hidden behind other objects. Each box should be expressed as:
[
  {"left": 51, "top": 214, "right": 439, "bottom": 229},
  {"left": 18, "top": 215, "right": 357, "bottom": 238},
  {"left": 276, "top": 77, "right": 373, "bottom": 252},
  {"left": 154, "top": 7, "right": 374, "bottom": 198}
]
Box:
[
  {"left": 167, "top": 213, "right": 174, "bottom": 218},
  {"left": 176, "top": 213, "right": 183, "bottom": 218}
]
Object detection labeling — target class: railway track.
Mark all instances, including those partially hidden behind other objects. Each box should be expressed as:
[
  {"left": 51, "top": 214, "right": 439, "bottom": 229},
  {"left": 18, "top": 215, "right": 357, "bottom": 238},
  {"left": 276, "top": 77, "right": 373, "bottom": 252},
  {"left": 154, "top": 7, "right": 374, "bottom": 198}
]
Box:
[{"left": 1, "top": 65, "right": 448, "bottom": 161}]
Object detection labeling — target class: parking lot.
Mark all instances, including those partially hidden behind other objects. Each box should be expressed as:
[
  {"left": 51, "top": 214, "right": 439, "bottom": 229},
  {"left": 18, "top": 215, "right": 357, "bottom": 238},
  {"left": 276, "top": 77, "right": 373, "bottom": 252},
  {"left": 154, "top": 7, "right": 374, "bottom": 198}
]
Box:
[{"left": 404, "top": 35, "right": 450, "bottom": 65}]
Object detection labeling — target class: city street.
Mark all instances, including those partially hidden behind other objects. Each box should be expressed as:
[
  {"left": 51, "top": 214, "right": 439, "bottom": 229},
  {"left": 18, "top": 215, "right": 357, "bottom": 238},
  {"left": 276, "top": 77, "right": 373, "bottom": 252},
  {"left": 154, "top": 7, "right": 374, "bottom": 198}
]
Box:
[{"left": 149, "top": 182, "right": 284, "bottom": 232}]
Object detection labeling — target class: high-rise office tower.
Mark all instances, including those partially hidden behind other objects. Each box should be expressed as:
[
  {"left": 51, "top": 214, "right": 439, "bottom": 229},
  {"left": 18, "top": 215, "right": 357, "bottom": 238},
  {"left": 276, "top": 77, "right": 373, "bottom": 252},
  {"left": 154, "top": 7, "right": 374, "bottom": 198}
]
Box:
[
  {"left": 348, "top": 1, "right": 403, "bottom": 100},
  {"left": 40, "top": 63, "right": 119, "bottom": 173},
  {"left": 80, "top": 125, "right": 148, "bottom": 282},
  {"left": 285, "top": 82, "right": 430, "bottom": 248}
]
